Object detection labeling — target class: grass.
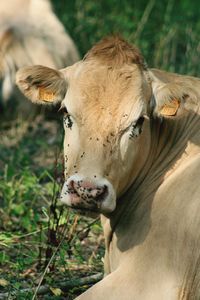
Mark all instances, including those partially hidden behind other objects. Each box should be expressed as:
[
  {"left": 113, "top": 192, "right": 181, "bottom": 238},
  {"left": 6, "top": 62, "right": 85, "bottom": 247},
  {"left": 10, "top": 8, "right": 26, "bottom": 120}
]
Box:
[
  {"left": 0, "top": 114, "right": 104, "bottom": 299},
  {"left": 54, "top": 0, "right": 200, "bottom": 76},
  {"left": 1, "top": 1, "right": 200, "bottom": 297}
]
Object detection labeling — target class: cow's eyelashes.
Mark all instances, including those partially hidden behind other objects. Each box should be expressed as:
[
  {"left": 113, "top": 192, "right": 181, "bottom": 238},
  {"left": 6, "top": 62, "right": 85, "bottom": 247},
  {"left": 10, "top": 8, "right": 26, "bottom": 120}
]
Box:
[
  {"left": 63, "top": 114, "right": 73, "bottom": 129},
  {"left": 58, "top": 105, "right": 68, "bottom": 114},
  {"left": 129, "top": 116, "right": 145, "bottom": 138}
]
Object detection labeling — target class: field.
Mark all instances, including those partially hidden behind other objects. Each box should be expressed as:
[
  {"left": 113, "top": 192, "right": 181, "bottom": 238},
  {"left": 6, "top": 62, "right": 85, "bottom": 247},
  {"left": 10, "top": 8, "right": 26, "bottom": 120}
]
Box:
[
  {"left": 1, "top": 0, "right": 200, "bottom": 299},
  {"left": 54, "top": 0, "right": 200, "bottom": 76},
  {"left": 0, "top": 112, "right": 104, "bottom": 299}
]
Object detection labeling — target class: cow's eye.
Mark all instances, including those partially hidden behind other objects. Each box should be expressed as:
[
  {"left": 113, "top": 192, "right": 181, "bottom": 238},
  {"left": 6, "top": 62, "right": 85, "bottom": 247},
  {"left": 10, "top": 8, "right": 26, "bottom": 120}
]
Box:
[
  {"left": 59, "top": 105, "right": 73, "bottom": 129},
  {"left": 129, "top": 116, "right": 144, "bottom": 138},
  {"left": 63, "top": 114, "right": 73, "bottom": 129}
]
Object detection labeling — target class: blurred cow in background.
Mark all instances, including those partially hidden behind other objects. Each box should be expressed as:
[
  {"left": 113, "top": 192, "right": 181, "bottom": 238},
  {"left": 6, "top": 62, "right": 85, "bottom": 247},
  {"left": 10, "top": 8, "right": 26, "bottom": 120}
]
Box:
[{"left": 0, "top": 0, "right": 79, "bottom": 116}]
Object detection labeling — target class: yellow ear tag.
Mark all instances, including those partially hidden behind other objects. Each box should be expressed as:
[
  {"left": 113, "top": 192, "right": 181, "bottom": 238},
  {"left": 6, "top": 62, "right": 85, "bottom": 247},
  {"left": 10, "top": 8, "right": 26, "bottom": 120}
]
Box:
[
  {"left": 160, "top": 99, "right": 180, "bottom": 116},
  {"left": 38, "top": 87, "right": 55, "bottom": 102}
]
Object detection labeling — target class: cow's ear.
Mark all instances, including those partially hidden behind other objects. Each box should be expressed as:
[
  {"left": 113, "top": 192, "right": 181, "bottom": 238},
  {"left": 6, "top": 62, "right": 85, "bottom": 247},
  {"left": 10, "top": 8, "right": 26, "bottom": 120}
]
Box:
[
  {"left": 16, "top": 65, "right": 67, "bottom": 105},
  {"left": 149, "top": 69, "right": 199, "bottom": 117}
]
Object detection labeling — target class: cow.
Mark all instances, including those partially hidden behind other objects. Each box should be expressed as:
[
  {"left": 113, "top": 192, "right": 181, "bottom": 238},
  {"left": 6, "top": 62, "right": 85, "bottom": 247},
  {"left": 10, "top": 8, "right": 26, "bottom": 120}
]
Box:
[
  {"left": 16, "top": 36, "right": 200, "bottom": 299},
  {"left": 0, "top": 0, "right": 79, "bottom": 115}
]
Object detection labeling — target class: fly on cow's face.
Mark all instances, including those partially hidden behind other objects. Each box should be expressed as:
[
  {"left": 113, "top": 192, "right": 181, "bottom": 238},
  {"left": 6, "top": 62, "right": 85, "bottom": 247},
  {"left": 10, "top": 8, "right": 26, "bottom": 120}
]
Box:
[{"left": 129, "top": 116, "right": 145, "bottom": 139}]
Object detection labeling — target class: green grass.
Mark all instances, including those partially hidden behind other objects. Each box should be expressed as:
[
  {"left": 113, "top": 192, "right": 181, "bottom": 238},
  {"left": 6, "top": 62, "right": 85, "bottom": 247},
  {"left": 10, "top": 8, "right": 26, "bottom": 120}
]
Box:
[
  {"left": 54, "top": 0, "right": 200, "bottom": 76},
  {"left": 1, "top": 1, "right": 200, "bottom": 297},
  {"left": 0, "top": 116, "right": 104, "bottom": 299}
]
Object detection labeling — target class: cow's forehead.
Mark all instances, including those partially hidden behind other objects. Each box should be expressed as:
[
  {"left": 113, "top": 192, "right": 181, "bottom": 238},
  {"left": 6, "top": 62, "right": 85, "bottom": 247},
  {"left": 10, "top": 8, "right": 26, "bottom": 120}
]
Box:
[
  {"left": 64, "top": 60, "right": 147, "bottom": 116},
  {"left": 69, "top": 60, "right": 144, "bottom": 92}
]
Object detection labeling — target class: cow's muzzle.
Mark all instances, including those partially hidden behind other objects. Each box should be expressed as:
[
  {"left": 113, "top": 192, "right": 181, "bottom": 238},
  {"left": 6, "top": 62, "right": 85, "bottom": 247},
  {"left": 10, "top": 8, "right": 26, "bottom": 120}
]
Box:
[{"left": 60, "top": 175, "right": 116, "bottom": 214}]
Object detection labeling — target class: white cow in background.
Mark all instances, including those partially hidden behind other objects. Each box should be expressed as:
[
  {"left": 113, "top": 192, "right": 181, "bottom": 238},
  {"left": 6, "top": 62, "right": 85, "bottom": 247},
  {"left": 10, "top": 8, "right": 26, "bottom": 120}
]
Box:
[{"left": 0, "top": 0, "right": 79, "bottom": 114}]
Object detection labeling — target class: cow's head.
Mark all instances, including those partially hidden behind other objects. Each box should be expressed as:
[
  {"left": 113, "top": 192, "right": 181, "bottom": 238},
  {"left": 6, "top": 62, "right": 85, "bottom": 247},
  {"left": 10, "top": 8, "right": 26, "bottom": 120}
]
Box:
[{"left": 16, "top": 37, "right": 182, "bottom": 215}]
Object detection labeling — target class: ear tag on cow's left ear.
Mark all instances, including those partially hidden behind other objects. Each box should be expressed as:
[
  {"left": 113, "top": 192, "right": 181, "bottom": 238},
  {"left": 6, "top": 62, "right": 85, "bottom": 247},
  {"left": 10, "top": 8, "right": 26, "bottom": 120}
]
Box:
[
  {"left": 38, "top": 87, "right": 55, "bottom": 102},
  {"left": 160, "top": 99, "right": 180, "bottom": 116}
]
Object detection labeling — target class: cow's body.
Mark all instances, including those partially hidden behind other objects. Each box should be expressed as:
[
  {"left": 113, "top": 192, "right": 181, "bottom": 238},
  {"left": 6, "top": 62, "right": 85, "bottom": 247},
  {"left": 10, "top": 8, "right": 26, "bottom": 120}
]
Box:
[
  {"left": 0, "top": 0, "right": 79, "bottom": 114},
  {"left": 96, "top": 115, "right": 200, "bottom": 300},
  {"left": 16, "top": 37, "right": 200, "bottom": 299}
]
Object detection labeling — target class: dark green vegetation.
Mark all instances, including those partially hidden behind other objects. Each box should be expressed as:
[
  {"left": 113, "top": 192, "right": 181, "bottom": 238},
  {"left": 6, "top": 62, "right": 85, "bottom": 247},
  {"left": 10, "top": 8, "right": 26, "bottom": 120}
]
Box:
[
  {"left": 0, "top": 116, "right": 103, "bottom": 299},
  {"left": 54, "top": 0, "right": 200, "bottom": 75},
  {"left": 0, "top": 0, "right": 200, "bottom": 299}
]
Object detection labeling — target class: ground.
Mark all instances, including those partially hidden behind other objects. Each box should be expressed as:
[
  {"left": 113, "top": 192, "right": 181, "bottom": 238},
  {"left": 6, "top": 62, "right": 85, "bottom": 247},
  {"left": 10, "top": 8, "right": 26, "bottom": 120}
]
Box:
[{"left": 0, "top": 111, "right": 104, "bottom": 299}]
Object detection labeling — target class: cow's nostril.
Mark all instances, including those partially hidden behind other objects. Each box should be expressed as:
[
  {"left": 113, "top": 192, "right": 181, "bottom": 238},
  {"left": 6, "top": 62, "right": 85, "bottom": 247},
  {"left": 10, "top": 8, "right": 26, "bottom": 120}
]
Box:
[
  {"left": 69, "top": 179, "right": 108, "bottom": 201},
  {"left": 67, "top": 180, "right": 76, "bottom": 193},
  {"left": 89, "top": 185, "right": 107, "bottom": 199},
  {"left": 95, "top": 185, "right": 108, "bottom": 201}
]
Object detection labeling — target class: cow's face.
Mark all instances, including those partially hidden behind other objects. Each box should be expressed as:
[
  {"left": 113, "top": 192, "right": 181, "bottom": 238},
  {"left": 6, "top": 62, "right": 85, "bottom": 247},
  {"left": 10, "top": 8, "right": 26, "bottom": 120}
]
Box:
[
  {"left": 16, "top": 37, "right": 154, "bottom": 215},
  {"left": 60, "top": 61, "right": 152, "bottom": 214}
]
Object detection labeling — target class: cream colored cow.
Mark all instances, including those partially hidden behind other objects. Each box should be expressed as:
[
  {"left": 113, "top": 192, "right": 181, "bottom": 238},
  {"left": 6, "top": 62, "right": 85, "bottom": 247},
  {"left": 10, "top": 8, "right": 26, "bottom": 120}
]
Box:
[
  {"left": 16, "top": 36, "right": 200, "bottom": 299},
  {"left": 0, "top": 0, "right": 79, "bottom": 111}
]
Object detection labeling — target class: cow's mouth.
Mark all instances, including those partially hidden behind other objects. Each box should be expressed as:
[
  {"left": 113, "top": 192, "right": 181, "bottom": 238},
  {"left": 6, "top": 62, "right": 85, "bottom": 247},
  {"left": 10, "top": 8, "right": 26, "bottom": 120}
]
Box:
[
  {"left": 60, "top": 176, "right": 117, "bottom": 214},
  {"left": 69, "top": 190, "right": 107, "bottom": 212}
]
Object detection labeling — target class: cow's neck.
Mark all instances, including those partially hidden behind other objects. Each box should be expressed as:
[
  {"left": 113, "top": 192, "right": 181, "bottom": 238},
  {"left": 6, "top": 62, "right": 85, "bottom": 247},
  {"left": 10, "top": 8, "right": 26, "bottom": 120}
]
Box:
[
  {"left": 102, "top": 111, "right": 200, "bottom": 273},
  {"left": 148, "top": 112, "right": 200, "bottom": 178}
]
